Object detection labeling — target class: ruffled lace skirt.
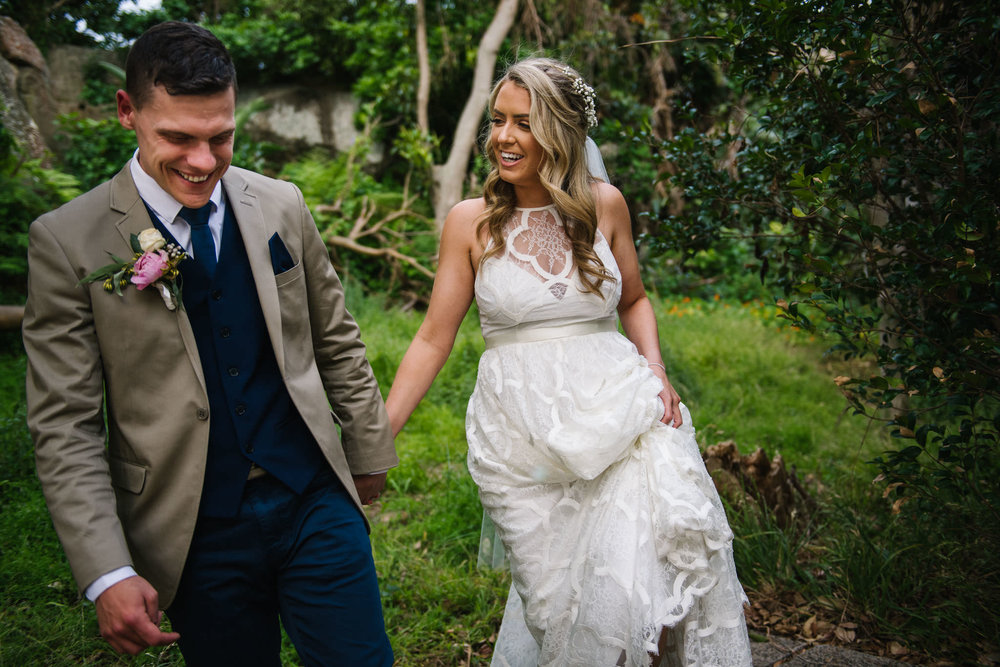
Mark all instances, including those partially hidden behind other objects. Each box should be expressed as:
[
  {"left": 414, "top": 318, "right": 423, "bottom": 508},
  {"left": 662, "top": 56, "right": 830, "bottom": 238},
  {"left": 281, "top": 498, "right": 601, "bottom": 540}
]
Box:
[{"left": 466, "top": 330, "right": 752, "bottom": 667}]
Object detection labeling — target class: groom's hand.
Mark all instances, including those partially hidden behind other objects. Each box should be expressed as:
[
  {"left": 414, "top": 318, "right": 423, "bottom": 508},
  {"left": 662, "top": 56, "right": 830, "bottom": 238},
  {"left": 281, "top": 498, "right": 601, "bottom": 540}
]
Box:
[
  {"left": 353, "top": 472, "right": 387, "bottom": 505},
  {"left": 95, "top": 576, "right": 180, "bottom": 655}
]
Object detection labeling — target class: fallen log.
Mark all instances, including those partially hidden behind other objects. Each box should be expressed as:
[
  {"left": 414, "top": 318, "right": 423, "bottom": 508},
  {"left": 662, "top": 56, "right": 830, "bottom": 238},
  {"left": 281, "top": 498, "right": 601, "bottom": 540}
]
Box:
[{"left": 0, "top": 305, "right": 25, "bottom": 330}]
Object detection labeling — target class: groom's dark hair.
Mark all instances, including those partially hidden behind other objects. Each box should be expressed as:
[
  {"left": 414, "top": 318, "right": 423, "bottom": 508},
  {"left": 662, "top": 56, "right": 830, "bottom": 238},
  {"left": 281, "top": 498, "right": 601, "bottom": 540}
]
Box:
[{"left": 125, "top": 21, "right": 237, "bottom": 109}]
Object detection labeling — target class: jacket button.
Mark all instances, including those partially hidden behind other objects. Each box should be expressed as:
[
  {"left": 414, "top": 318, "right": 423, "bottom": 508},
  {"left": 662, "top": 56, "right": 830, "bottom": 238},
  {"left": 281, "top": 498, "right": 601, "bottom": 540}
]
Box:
[
  {"left": 211, "top": 290, "right": 222, "bottom": 300},
  {"left": 228, "top": 367, "right": 239, "bottom": 377},
  {"left": 196, "top": 408, "right": 209, "bottom": 420},
  {"left": 220, "top": 327, "right": 231, "bottom": 338},
  {"left": 235, "top": 404, "right": 247, "bottom": 416}
]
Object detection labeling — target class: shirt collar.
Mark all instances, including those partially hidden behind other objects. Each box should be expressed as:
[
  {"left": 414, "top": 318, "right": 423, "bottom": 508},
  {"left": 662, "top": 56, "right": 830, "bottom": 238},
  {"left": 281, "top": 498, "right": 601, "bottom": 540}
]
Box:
[{"left": 129, "top": 149, "right": 224, "bottom": 226}]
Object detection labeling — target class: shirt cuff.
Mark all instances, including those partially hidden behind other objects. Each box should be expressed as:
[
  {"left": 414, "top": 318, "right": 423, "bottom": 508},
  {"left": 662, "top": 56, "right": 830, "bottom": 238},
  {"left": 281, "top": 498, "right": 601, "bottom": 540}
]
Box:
[{"left": 84, "top": 566, "right": 138, "bottom": 602}]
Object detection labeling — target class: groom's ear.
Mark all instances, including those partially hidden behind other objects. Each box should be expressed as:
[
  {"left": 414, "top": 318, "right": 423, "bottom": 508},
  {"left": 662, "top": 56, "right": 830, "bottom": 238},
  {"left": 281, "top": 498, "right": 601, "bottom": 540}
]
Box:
[
  {"left": 268, "top": 233, "right": 297, "bottom": 274},
  {"left": 117, "top": 90, "right": 138, "bottom": 131}
]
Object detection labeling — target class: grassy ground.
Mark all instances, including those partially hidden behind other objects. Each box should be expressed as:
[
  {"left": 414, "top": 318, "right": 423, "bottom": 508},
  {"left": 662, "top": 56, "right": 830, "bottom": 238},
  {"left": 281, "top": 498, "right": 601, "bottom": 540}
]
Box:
[{"left": 2, "top": 291, "right": 985, "bottom": 665}]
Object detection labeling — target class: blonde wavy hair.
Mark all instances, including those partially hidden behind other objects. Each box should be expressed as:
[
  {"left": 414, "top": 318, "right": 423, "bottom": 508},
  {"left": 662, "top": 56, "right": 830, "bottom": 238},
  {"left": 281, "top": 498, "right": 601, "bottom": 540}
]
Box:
[{"left": 479, "top": 57, "right": 614, "bottom": 296}]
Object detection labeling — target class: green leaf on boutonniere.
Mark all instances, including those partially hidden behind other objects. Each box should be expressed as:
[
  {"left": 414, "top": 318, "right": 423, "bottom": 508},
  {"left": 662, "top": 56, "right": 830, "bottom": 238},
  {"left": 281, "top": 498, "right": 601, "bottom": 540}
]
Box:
[
  {"left": 169, "top": 279, "right": 183, "bottom": 307},
  {"left": 129, "top": 233, "right": 142, "bottom": 255},
  {"left": 112, "top": 268, "right": 129, "bottom": 296},
  {"left": 76, "top": 255, "right": 130, "bottom": 286}
]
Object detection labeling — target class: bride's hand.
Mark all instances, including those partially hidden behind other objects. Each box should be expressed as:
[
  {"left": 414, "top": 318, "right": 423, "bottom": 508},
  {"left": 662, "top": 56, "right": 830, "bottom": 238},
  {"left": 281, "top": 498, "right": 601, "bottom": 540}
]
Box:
[{"left": 651, "top": 367, "right": 682, "bottom": 428}]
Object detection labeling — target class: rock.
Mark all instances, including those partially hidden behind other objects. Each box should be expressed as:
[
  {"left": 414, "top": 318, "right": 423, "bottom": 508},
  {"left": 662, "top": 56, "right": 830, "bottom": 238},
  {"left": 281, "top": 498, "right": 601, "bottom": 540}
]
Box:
[
  {"left": 0, "top": 16, "right": 47, "bottom": 73},
  {"left": 0, "top": 56, "right": 47, "bottom": 160},
  {"left": 240, "top": 84, "right": 382, "bottom": 161}
]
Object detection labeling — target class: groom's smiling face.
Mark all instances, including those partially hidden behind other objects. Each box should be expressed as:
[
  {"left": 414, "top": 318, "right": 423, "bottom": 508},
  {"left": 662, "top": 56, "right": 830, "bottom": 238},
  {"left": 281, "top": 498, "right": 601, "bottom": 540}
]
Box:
[{"left": 117, "top": 84, "right": 236, "bottom": 209}]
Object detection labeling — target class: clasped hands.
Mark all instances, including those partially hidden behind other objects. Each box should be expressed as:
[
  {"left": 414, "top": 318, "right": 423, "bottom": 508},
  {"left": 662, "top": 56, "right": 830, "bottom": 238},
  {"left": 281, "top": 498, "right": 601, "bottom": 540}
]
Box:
[{"left": 353, "top": 471, "right": 387, "bottom": 505}]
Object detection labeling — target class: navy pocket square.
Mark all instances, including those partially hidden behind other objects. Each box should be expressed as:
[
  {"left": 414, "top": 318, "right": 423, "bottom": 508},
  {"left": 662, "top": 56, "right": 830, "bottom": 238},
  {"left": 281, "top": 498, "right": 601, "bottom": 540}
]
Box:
[{"left": 268, "top": 233, "right": 296, "bottom": 274}]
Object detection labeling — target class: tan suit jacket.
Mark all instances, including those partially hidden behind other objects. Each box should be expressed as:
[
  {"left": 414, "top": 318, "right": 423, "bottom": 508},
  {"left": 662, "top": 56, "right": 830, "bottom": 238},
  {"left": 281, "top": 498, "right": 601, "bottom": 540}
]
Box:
[{"left": 23, "top": 162, "right": 397, "bottom": 608}]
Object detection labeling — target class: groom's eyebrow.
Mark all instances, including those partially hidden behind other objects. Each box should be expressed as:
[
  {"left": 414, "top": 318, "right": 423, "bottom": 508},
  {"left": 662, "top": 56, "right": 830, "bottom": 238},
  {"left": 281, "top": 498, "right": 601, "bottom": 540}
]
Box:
[{"left": 157, "top": 128, "right": 236, "bottom": 142}]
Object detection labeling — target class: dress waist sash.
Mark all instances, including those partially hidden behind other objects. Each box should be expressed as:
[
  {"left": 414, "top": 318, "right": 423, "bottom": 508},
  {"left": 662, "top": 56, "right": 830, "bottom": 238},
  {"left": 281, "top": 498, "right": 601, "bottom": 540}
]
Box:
[{"left": 484, "top": 318, "right": 617, "bottom": 349}]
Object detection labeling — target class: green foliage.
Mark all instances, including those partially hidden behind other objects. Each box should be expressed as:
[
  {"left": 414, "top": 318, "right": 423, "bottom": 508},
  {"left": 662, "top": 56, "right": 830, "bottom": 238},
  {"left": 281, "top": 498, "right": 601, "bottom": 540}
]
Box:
[
  {"left": 0, "top": 0, "right": 124, "bottom": 50},
  {"left": 80, "top": 59, "right": 127, "bottom": 108},
  {"left": 54, "top": 114, "right": 135, "bottom": 192},
  {"left": 646, "top": 1, "right": 1000, "bottom": 657},
  {"left": 279, "top": 143, "right": 437, "bottom": 299},
  {"left": 206, "top": 0, "right": 499, "bottom": 157},
  {"left": 0, "top": 120, "right": 80, "bottom": 302}
]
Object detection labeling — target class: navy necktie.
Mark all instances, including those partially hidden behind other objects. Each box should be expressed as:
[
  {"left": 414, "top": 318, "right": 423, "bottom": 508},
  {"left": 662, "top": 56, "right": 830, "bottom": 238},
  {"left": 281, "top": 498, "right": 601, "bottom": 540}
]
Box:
[{"left": 179, "top": 203, "right": 217, "bottom": 277}]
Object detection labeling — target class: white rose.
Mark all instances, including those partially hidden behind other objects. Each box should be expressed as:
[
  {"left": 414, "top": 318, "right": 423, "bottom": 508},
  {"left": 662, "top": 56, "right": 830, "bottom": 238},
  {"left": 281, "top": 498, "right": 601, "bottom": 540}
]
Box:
[{"left": 137, "top": 228, "right": 166, "bottom": 253}]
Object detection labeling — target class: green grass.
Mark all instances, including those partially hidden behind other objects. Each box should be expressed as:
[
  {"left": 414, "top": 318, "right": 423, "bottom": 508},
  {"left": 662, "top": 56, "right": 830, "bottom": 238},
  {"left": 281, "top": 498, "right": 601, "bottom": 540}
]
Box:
[
  {"left": 1, "top": 292, "right": 994, "bottom": 665},
  {"left": 649, "top": 297, "right": 886, "bottom": 474}
]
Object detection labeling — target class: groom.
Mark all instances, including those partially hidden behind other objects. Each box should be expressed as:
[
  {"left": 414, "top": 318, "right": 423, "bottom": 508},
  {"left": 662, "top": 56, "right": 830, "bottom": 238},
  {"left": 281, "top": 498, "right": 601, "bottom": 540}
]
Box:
[{"left": 22, "top": 21, "right": 397, "bottom": 665}]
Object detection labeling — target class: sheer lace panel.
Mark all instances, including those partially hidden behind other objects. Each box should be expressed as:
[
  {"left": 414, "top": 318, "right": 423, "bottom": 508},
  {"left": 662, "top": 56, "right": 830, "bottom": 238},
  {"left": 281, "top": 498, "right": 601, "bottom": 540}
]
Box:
[{"left": 504, "top": 208, "right": 574, "bottom": 299}]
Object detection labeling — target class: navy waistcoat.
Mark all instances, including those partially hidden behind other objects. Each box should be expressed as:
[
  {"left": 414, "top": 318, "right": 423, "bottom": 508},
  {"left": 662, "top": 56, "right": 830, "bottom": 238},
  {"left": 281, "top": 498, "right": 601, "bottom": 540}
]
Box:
[{"left": 146, "top": 199, "right": 327, "bottom": 517}]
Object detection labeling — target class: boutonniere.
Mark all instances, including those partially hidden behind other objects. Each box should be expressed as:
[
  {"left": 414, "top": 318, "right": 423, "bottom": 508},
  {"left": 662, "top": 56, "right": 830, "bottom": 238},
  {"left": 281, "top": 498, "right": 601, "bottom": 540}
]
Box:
[{"left": 78, "top": 229, "right": 186, "bottom": 311}]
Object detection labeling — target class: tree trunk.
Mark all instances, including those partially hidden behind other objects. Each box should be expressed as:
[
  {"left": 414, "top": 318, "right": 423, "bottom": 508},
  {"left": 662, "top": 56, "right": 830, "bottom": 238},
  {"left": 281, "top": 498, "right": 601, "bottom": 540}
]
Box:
[
  {"left": 415, "top": 0, "right": 431, "bottom": 134},
  {"left": 428, "top": 0, "right": 519, "bottom": 232}
]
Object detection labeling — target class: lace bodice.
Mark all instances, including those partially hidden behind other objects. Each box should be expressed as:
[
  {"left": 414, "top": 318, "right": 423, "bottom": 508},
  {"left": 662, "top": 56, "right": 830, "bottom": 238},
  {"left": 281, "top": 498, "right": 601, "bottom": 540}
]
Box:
[{"left": 474, "top": 205, "right": 621, "bottom": 342}]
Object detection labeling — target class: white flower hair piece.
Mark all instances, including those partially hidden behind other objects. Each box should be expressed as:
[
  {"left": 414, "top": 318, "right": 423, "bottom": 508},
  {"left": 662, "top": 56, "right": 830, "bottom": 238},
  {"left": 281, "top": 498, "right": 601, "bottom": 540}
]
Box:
[{"left": 563, "top": 66, "right": 598, "bottom": 129}]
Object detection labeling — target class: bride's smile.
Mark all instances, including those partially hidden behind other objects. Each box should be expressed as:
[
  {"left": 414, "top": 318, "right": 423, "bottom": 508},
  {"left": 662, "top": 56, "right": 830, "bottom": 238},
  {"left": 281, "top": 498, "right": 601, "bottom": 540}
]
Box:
[{"left": 490, "top": 82, "right": 548, "bottom": 206}]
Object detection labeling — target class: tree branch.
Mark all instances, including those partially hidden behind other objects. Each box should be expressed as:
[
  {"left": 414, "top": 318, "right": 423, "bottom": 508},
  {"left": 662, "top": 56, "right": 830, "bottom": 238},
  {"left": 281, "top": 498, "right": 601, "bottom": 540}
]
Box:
[{"left": 431, "top": 0, "right": 519, "bottom": 230}]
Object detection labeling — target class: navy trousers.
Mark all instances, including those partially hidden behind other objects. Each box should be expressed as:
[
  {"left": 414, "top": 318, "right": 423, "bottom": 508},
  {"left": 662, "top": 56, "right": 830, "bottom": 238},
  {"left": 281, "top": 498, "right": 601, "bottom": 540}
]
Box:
[{"left": 166, "top": 470, "right": 393, "bottom": 666}]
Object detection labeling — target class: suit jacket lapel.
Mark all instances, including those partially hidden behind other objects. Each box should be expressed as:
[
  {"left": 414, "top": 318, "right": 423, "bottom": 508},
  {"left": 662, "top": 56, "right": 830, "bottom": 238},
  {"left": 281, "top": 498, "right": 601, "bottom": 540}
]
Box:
[
  {"left": 222, "top": 170, "right": 286, "bottom": 373},
  {"left": 109, "top": 162, "right": 207, "bottom": 395}
]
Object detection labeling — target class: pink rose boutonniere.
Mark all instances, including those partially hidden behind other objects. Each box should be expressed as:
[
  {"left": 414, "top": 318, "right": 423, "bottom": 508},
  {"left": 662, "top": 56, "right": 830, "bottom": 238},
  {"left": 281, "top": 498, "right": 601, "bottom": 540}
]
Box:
[{"left": 78, "top": 229, "right": 187, "bottom": 310}]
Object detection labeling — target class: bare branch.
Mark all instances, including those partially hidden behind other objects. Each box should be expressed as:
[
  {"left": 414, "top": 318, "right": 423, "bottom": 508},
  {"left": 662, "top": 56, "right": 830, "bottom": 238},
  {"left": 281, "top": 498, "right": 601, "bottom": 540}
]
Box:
[
  {"left": 323, "top": 233, "right": 436, "bottom": 280},
  {"left": 619, "top": 36, "right": 724, "bottom": 49}
]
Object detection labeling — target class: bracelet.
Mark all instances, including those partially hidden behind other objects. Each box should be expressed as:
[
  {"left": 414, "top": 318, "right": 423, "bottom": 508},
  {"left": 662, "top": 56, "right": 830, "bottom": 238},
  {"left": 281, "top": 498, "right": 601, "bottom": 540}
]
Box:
[{"left": 648, "top": 362, "right": 666, "bottom": 372}]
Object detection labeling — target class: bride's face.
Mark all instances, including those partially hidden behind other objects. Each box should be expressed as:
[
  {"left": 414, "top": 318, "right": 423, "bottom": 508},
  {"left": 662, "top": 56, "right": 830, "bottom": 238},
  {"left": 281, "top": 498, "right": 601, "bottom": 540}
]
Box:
[{"left": 490, "top": 82, "right": 545, "bottom": 192}]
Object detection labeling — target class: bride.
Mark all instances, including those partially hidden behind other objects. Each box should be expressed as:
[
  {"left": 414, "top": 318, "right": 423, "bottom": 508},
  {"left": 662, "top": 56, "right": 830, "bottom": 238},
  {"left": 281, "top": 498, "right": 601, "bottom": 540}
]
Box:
[{"left": 386, "top": 57, "right": 753, "bottom": 666}]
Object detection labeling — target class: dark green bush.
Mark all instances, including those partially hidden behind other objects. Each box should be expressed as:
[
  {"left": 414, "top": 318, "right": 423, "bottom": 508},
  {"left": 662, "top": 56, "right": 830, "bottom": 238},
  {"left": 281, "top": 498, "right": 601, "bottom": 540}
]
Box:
[
  {"left": 647, "top": 1, "right": 1000, "bottom": 657},
  {"left": 54, "top": 114, "right": 135, "bottom": 192},
  {"left": 0, "top": 119, "right": 79, "bottom": 303}
]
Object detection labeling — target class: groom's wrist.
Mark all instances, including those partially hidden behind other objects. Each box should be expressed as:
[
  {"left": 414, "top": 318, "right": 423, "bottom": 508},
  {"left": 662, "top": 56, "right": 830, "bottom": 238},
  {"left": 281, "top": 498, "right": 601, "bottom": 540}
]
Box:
[{"left": 85, "top": 566, "right": 138, "bottom": 602}]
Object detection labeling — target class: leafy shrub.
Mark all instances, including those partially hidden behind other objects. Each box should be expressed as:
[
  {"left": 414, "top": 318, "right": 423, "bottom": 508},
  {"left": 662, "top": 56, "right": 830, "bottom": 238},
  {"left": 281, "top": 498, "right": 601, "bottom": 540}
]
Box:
[
  {"left": 280, "top": 145, "right": 437, "bottom": 300},
  {"left": 53, "top": 113, "right": 134, "bottom": 192},
  {"left": 648, "top": 1, "right": 1000, "bottom": 657},
  {"left": 0, "top": 119, "right": 80, "bottom": 303}
]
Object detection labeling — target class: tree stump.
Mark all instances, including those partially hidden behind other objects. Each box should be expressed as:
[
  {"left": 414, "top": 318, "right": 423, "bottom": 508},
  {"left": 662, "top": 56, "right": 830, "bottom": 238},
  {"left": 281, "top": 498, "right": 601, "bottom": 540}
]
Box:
[{"left": 702, "top": 441, "right": 816, "bottom": 528}]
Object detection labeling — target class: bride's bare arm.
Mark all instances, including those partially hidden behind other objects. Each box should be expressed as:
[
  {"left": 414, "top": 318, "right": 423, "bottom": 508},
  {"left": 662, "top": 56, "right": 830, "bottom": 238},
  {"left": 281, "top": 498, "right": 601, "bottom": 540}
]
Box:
[
  {"left": 597, "top": 182, "right": 682, "bottom": 427},
  {"left": 385, "top": 199, "right": 484, "bottom": 436}
]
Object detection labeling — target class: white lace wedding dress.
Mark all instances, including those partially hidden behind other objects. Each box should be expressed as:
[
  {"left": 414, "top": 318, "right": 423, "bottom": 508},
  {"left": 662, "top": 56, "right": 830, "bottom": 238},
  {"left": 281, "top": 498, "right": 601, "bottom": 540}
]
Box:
[{"left": 466, "top": 205, "right": 753, "bottom": 666}]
